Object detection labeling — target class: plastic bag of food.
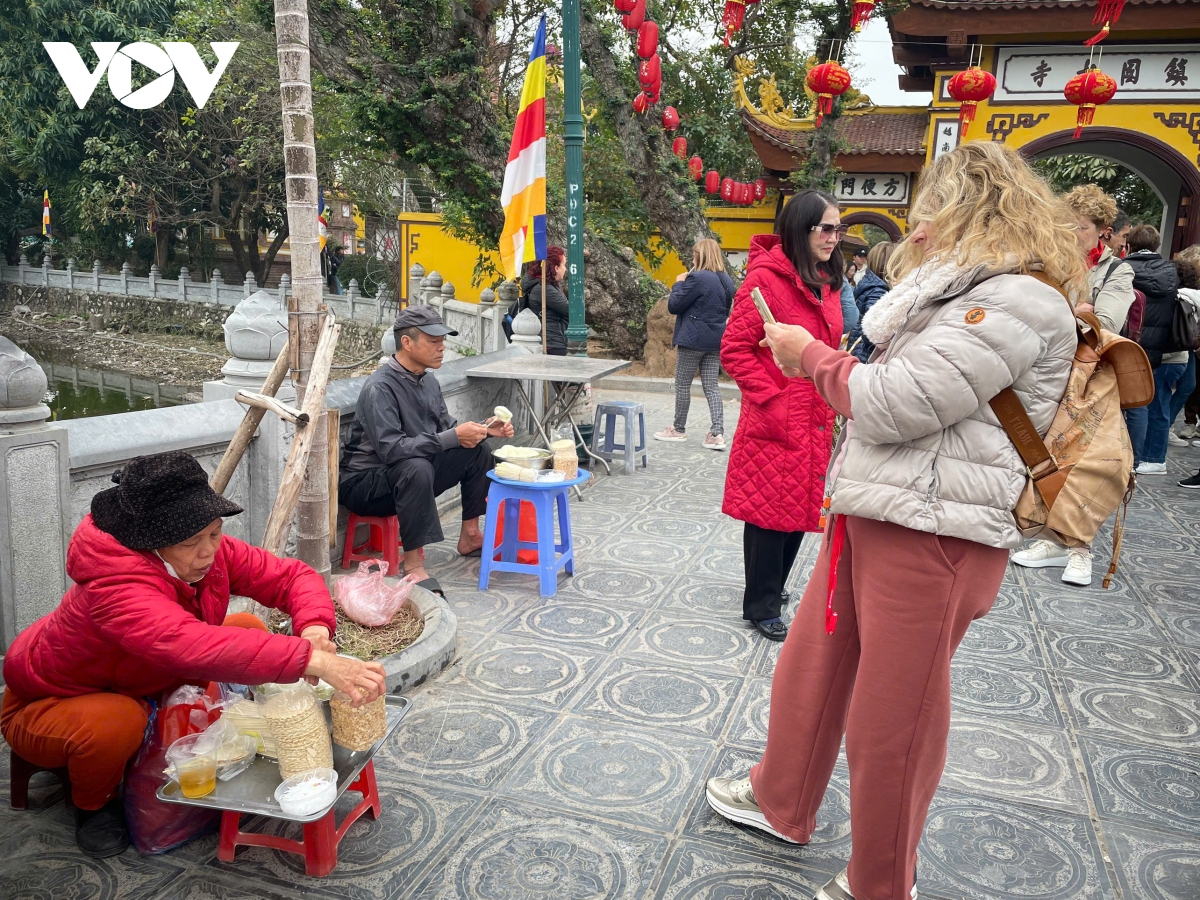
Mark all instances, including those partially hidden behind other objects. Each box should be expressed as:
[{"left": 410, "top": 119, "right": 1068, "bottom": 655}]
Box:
[
  {"left": 159, "top": 682, "right": 223, "bottom": 746},
  {"left": 333, "top": 560, "right": 420, "bottom": 627},
  {"left": 201, "top": 717, "right": 259, "bottom": 781}
]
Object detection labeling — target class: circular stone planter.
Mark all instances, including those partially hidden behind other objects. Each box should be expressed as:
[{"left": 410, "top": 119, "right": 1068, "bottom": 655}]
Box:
[{"left": 376, "top": 582, "right": 458, "bottom": 694}]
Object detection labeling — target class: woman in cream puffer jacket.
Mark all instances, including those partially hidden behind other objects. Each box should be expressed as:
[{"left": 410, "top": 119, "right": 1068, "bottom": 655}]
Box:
[{"left": 705, "top": 142, "right": 1082, "bottom": 900}]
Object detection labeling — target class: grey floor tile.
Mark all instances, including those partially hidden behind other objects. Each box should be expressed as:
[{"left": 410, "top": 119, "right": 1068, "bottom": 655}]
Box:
[
  {"left": 573, "top": 656, "right": 743, "bottom": 739},
  {"left": 661, "top": 575, "right": 746, "bottom": 618},
  {"left": 653, "top": 839, "right": 827, "bottom": 900},
  {"left": 498, "top": 600, "right": 645, "bottom": 653},
  {"left": 599, "top": 536, "right": 703, "bottom": 572},
  {"left": 621, "top": 611, "right": 760, "bottom": 676},
  {"left": 434, "top": 635, "right": 605, "bottom": 710},
  {"left": 1104, "top": 821, "right": 1200, "bottom": 900},
  {"left": 1029, "top": 586, "right": 1164, "bottom": 639},
  {"left": 723, "top": 676, "right": 772, "bottom": 748},
  {"left": 956, "top": 617, "right": 1044, "bottom": 668},
  {"left": 949, "top": 660, "right": 1063, "bottom": 728},
  {"left": 1059, "top": 675, "right": 1200, "bottom": 750},
  {"left": 985, "top": 582, "right": 1033, "bottom": 622},
  {"left": 1155, "top": 602, "right": 1200, "bottom": 650},
  {"left": 1041, "top": 625, "right": 1198, "bottom": 690},
  {"left": 627, "top": 515, "right": 717, "bottom": 543},
  {"left": 498, "top": 717, "right": 714, "bottom": 831},
  {"left": 1078, "top": 735, "right": 1200, "bottom": 838},
  {"left": 560, "top": 566, "right": 672, "bottom": 608},
  {"left": 408, "top": 797, "right": 668, "bottom": 900}
]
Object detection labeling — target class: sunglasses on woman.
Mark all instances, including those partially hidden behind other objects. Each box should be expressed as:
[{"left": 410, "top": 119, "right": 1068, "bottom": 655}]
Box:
[{"left": 810, "top": 224, "right": 850, "bottom": 238}]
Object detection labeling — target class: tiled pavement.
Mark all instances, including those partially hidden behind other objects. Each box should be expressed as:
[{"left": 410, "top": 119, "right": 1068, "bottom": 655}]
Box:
[{"left": 4, "top": 389, "right": 1200, "bottom": 899}]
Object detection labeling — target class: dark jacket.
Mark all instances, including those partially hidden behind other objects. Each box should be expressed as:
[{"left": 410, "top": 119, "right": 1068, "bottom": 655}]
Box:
[
  {"left": 668, "top": 269, "right": 735, "bottom": 351},
  {"left": 520, "top": 272, "right": 571, "bottom": 351},
  {"left": 1126, "top": 250, "right": 1180, "bottom": 367},
  {"left": 340, "top": 356, "right": 459, "bottom": 475},
  {"left": 848, "top": 268, "right": 888, "bottom": 363}
]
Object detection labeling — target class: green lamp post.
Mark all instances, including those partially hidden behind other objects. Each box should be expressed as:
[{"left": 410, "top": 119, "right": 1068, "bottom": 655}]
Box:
[{"left": 562, "top": 0, "right": 588, "bottom": 355}]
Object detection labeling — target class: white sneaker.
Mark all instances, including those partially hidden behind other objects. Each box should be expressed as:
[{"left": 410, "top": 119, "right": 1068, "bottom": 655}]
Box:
[
  {"left": 705, "top": 776, "right": 801, "bottom": 843},
  {"left": 1179, "top": 423, "right": 1199, "bottom": 440},
  {"left": 1169, "top": 432, "right": 1189, "bottom": 447},
  {"left": 1011, "top": 539, "right": 1070, "bottom": 569},
  {"left": 653, "top": 425, "right": 687, "bottom": 442},
  {"left": 702, "top": 432, "right": 726, "bottom": 451},
  {"left": 1061, "top": 549, "right": 1093, "bottom": 587},
  {"left": 1135, "top": 461, "right": 1168, "bottom": 475},
  {"left": 814, "top": 868, "right": 918, "bottom": 900}
]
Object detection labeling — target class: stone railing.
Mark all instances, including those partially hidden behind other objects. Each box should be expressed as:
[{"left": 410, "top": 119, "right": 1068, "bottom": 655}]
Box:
[
  {"left": 402, "top": 263, "right": 513, "bottom": 357},
  {"left": 0, "top": 331, "right": 531, "bottom": 652}
]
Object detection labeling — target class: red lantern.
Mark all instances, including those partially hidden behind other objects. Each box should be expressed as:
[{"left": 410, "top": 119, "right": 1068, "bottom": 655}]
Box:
[
  {"left": 947, "top": 66, "right": 997, "bottom": 138},
  {"left": 720, "top": 177, "right": 734, "bottom": 201},
  {"left": 645, "top": 87, "right": 660, "bottom": 105},
  {"left": 622, "top": 0, "right": 645, "bottom": 31},
  {"left": 689, "top": 156, "right": 704, "bottom": 180},
  {"left": 741, "top": 183, "right": 755, "bottom": 205},
  {"left": 661, "top": 106, "right": 680, "bottom": 131},
  {"left": 672, "top": 137, "right": 688, "bottom": 159},
  {"left": 638, "top": 54, "right": 661, "bottom": 92},
  {"left": 1085, "top": 0, "right": 1126, "bottom": 45},
  {"left": 850, "top": 0, "right": 875, "bottom": 30},
  {"left": 632, "top": 92, "right": 650, "bottom": 114},
  {"left": 614, "top": 0, "right": 636, "bottom": 12},
  {"left": 805, "top": 61, "right": 852, "bottom": 127},
  {"left": 706, "top": 170, "right": 721, "bottom": 194},
  {"left": 637, "top": 21, "right": 659, "bottom": 59},
  {"left": 1064, "top": 68, "right": 1117, "bottom": 138},
  {"left": 721, "top": 0, "right": 760, "bottom": 46},
  {"left": 754, "top": 178, "right": 767, "bottom": 200}
]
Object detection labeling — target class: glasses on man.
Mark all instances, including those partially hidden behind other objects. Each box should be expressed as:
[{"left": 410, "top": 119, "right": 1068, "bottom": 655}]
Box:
[{"left": 810, "top": 224, "right": 850, "bottom": 238}]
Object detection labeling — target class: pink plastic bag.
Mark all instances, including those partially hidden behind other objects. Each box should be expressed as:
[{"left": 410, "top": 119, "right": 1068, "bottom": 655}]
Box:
[{"left": 334, "top": 560, "right": 419, "bottom": 626}]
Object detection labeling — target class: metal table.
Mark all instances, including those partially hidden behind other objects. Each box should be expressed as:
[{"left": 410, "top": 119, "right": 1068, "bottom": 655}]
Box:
[
  {"left": 466, "top": 356, "right": 631, "bottom": 477},
  {"left": 157, "top": 695, "right": 410, "bottom": 876}
]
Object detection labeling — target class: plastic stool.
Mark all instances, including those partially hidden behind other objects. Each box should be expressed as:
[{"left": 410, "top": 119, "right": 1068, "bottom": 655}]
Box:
[
  {"left": 9, "top": 749, "right": 73, "bottom": 810},
  {"left": 591, "top": 400, "right": 648, "bottom": 475},
  {"left": 479, "top": 470, "right": 590, "bottom": 597},
  {"left": 217, "top": 760, "right": 381, "bottom": 877},
  {"left": 341, "top": 513, "right": 422, "bottom": 575}
]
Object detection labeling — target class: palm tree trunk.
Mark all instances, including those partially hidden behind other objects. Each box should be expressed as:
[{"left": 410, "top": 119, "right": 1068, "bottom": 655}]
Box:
[{"left": 274, "top": 0, "right": 331, "bottom": 583}]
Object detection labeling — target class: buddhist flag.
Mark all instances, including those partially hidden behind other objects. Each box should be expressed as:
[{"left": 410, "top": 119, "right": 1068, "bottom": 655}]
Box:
[
  {"left": 499, "top": 15, "right": 547, "bottom": 281},
  {"left": 318, "top": 188, "right": 328, "bottom": 251},
  {"left": 42, "top": 190, "right": 51, "bottom": 238}
]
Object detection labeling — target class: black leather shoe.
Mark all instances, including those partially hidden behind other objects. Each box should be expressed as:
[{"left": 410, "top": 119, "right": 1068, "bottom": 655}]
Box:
[
  {"left": 754, "top": 619, "right": 789, "bottom": 641},
  {"left": 75, "top": 800, "right": 130, "bottom": 858}
]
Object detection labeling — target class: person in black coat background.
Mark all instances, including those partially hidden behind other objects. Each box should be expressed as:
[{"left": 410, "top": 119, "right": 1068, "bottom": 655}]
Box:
[
  {"left": 1124, "top": 224, "right": 1183, "bottom": 473},
  {"left": 518, "top": 245, "right": 571, "bottom": 355},
  {"left": 654, "top": 238, "right": 735, "bottom": 450},
  {"left": 846, "top": 241, "right": 896, "bottom": 363}
]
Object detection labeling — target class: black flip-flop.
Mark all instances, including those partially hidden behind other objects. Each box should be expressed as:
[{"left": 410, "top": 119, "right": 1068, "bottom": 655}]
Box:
[
  {"left": 460, "top": 548, "right": 483, "bottom": 558},
  {"left": 417, "top": 577, "right": 445, "bottom": 598}
]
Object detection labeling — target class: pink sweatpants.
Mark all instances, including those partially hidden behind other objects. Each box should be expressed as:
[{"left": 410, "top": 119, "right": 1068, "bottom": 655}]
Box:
[{"left": 750, "top": 515, "right": 1009, "bottom": 900}]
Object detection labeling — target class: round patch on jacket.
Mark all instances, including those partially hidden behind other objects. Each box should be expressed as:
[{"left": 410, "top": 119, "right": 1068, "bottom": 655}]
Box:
[{"left": 964, "top": 308, "right": 987, "bottom": 325}]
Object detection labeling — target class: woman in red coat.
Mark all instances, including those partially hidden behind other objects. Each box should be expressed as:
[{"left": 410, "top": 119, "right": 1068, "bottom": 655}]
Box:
[
  {"left": 721, "top": 190, "right": 845, "bottom": 641},
  {"left": 1, "top": 451, "right": 386, "bottom": 858}
]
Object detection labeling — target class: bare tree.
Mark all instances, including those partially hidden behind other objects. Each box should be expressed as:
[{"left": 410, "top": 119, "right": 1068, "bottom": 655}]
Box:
[{"left": 275, "top": 0, "right": 331, "bottom": 580}]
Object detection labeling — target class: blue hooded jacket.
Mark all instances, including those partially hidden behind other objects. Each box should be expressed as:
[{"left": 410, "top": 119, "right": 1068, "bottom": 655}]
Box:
[
  {"left": 848, "top": 268, "right": 888, "bottom": 363},
  {"left": 669, "top": 269, "right": 736, "bottom": 352}
]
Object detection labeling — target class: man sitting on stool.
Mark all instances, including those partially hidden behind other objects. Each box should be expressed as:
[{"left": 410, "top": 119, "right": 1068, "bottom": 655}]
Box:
[{"left": 339, "top": 306, "right": 514, "bottom": 594}]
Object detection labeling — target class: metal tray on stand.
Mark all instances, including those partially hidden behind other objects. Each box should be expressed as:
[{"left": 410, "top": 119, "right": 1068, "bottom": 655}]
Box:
[{"left": 156, "top": 695, "right": 410, "bottom": 823}]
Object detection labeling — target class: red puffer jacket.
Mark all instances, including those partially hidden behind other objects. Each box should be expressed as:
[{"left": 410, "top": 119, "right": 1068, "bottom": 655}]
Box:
[
  {"left": 721, "top": 234, "right": 842, "bottom": 533},
  {"left": 2, "top": 515, "right": 337, "bottom": 701}
]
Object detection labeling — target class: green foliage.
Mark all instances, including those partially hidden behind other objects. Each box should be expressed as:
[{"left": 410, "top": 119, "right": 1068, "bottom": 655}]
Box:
[
  {"left": 1033, "top": 154, "right": 1164, "bottom": 226},
  {"left": 334, "top": 253, "right": 394, "bottom": 298}
]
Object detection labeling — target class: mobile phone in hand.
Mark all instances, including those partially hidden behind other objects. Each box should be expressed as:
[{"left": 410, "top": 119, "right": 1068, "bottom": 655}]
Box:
[{"left": 751, "top": 287, "right": 776, "bottom": 326}]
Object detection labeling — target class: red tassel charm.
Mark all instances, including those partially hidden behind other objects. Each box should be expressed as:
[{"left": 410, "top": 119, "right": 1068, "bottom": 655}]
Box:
[
  {"left": 722, "top": 0, "right": 745, "bottom": 46},
  {"left": 1085, "top": 0, "right": 1125, "bottom": 45},
  {"left": 850, "top": 0, "right": 875, "bottom": 31}
]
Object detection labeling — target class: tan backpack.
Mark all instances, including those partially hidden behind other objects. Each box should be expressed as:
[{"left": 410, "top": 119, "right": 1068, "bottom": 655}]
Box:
[{"left": 990, "top": 273, "right": 1153, "bottom": 588}]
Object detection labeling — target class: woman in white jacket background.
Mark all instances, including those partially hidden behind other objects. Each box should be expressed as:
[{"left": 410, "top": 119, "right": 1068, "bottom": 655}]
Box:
[{"left": 706, "top": 142, "right": 1082, "bottom": 900}]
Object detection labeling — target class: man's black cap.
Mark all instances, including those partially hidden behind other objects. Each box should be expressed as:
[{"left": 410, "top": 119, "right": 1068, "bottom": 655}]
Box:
[
  {"left": 853, "top": 248, "right": 867, "bottom": 258},
  {"left": 393, "top": 305, "right": 458, "bottom": 337}
]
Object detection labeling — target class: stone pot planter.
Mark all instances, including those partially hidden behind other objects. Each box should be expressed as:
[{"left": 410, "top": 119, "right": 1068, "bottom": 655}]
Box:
[{"left": 376, "top": 583, "right": 457, "bottom": 694}]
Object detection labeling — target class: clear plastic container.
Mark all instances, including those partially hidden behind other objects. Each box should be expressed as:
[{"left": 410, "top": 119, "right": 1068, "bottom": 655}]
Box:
[
  {"left": 262, "top": 685, "right": 333, "bottom": 779},
  {"left": 274, "top": 767, "right": 338, "bottom": 818},
  {"left": 166, "top": 732, "right": 220, "bottom": 799},
  {"left": 329, "top": 691, "right": 387, "bottom": 751},
  {"left": 551, "top": 438, "right": 578, "bottom": 479}
]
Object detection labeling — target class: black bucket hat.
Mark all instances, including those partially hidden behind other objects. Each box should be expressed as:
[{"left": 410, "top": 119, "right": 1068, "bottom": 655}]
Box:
[{"left": 91, "top": 451, "right": 244, "bottom": 550}]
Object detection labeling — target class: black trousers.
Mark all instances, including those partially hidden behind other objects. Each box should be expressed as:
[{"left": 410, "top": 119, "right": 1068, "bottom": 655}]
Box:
[
  {"left": 339, "top": 443, "right": 492, "bottom": 551},
  {"left": 742, "top": 522, "right": 805, "bottom": 622}
]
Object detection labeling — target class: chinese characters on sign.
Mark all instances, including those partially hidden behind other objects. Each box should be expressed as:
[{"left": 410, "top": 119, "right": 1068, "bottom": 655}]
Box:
[
  {"left": 835, "top": 173, "right": 911, "bottom": 205},
  {"left": 996, "top": 45, "right": 1199, "bottom": 101},
  {"left": 931, "top": 118, "right": 961, "bottom": 160}
]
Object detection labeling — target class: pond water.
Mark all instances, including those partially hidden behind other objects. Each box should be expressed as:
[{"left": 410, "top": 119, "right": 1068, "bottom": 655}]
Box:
[{"left": 38, "top": 363, "right": 196, "bottom": 421}]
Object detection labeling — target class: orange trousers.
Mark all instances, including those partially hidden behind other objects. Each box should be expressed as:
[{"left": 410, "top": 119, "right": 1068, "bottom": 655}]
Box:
[
  {"left": 1, "top": 612, "right": 268, "bottom": 810},
  {"left": 750, "top": 516, "right": 1008, "bottom": 900}
]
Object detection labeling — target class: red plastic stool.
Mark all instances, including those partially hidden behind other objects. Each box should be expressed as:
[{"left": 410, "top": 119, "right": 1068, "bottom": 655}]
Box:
[
  {"left": 217, "top": 760, "right": 382, "bottom": 877},
  {"left": 9, "top": 749, "right": 73, "bottom": 809}
]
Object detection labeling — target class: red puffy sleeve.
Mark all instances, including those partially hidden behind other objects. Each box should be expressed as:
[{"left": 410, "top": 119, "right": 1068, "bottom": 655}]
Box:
[
  {"left": 222, "top": 537, "right": 337, "bottom": 638},
  {"left": 720, "top": 271, "right": 786, "bottom": 405}
]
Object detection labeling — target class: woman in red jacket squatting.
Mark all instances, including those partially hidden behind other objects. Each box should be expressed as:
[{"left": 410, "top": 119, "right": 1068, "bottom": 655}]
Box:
[
  {"left": 721, "top": 189, "right": 845, "bottom": 641},
  {"left": 1, "top": 450, "right": 387, "bottom": 858}
]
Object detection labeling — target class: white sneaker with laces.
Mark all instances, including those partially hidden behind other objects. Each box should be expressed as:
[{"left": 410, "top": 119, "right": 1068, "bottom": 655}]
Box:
[
  {"left": 705, "top": 776, "right": 801, "bottom": 843},
  {"left": 653, "top": 425, "right": 687, "bottom": 442},
  {"left": 702, "top": 432, "right": 726, "bottom": 451},
  {"left": 1169, "top": 432, "right": 1189, "bottom": 447},
  {"left": 1011, "top": 539, "right": 1070, "bottom": 569},
  {"left": 1180, "top": 423, "right": 1199, "bottom": 440},
  {"left": 1135, "top": 461, "right": 1168, "bottom": 475},
  {"left": 814, "top": 868, "right": 918, "bottom": 900},
  {"left": 1061, "top": 549, "right": 1093, "bottom": 587}
]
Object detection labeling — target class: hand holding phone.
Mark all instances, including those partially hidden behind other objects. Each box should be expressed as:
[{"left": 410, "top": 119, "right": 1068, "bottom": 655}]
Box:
[{"left": 750, "top": 287, "right": 776, "bottom": 326}]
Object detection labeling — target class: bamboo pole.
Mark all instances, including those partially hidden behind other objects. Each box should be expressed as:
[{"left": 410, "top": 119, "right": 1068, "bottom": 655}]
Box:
[
  {"left": 261, "top": 314, "right": 341, "bottom": 557},
  {"left": 235, "top": 390, "right": 309, "bottom": 426},
  {"left": 210, "top": 341, "right": 291, "bottom": 495},
  {"left": 327, "top": 408, "right": 340, "bottom": 548}
]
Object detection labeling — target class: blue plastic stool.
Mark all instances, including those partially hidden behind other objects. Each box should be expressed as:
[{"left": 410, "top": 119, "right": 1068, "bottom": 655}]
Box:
[
  {"left": 591, "top": 400, "right": 648, "bottom": 475},
  {"left": 479, "top": 470, "right": 591, "bottom": 597}
]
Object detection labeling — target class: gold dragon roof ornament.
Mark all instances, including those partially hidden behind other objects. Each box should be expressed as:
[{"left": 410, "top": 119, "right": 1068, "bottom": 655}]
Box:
[{"left": 733, "top": 55, "right": 874, "bottom": 129}]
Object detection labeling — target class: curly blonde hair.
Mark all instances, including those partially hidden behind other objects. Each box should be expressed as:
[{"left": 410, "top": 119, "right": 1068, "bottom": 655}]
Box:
[
  {"left": 1176, "top": 244, "right": 1200, "bottom": 269},
  {"left": 889, "top": 142, "right": 1087, "bottom": 299},
  {"left": 1064, "top": 183, "right": 1118, "bottom": 229}
]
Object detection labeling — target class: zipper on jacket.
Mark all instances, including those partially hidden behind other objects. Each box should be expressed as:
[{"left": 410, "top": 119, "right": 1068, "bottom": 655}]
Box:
[{"left": 925, "top": 459, "right": 939, "bottom": 514}]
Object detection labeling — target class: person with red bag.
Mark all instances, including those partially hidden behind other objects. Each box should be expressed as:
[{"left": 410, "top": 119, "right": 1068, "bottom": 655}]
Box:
[
  {"left": 719, "top": 189, "right": 845, "bottom": 641},
  {"left": 2, "top": 451, "right": 386, "bottom": 858}
]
